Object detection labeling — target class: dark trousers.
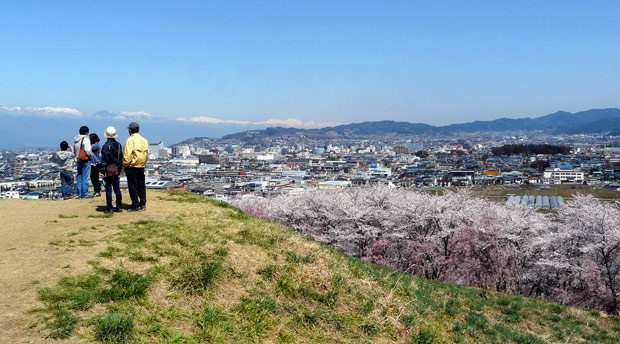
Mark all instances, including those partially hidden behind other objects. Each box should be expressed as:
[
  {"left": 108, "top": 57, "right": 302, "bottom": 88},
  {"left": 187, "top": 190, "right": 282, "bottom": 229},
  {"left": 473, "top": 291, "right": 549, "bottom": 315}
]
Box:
[
  {"left": 90, "top": 164, "right": 101, "bottom": 193},
  {"left": 125, "top": 167, "right": 146, "bottom": 208},
  {"left": 104, "top": 175, "right": 122, "bottom": 210}
]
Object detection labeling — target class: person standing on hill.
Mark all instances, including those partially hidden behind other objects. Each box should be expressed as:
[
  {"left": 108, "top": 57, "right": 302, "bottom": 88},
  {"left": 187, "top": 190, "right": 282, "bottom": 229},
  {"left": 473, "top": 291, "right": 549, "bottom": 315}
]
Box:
[
  {"left": 51, "top": 141, "right": 76, "bottom": 200},
  {"left": 123, "top": 122, "right": 149, "bottom": 212},
  {"left": 89, "top": 133, "right": 102, "bottom": 197},
  {"left": 73, "top": 126, "right": 92, "bottom": 198},
  {"left": 100, "top": 127, "right": 124, "bottom": 213}
]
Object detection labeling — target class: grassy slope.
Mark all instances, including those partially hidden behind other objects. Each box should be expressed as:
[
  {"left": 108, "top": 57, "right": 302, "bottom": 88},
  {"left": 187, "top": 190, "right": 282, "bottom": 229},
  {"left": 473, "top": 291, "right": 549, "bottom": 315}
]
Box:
[{"left": 32, "top": 191, "right": 620, "bottom": 343}]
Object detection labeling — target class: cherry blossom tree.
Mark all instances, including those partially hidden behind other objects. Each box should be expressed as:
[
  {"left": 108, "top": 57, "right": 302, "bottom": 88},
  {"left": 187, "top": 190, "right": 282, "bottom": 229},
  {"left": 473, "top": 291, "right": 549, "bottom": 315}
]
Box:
[
  {"left": 231, "top": 186, "right": 620, "bottom": 313},
  {"left": 541, "top": 194, "right": 620, "bottom": 314}
]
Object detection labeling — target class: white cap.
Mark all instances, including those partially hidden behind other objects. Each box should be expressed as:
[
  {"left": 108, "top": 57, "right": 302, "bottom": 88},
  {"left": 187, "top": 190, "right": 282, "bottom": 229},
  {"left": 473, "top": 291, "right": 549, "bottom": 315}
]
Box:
[{"left": 104, "top": 126, "right": 117, "bottom": 139}]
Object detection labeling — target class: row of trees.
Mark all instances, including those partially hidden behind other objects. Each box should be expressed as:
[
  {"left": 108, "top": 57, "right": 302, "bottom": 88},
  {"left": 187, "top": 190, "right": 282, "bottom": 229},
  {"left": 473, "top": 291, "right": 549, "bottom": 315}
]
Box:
[
  {"left": 233, "top": 186, "right": 620, "bottom": 315},
  {"left": 491, "top": 144, "right": 571, "bottom": 156}
]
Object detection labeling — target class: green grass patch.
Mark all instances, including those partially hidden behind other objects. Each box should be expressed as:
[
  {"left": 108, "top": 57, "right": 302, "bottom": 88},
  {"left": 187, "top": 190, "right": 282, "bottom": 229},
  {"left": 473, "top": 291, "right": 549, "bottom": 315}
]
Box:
[
  {"left": 45, "top": 308, "right": 79, "bottom": 339},
  {"left": 275, "top": 274, "right": 297, "bottom": 297},
  {"left": 412, "top": 324, "right": 439, "bottom": 344},
  {"left": 444, "top": 298, "right": 462, "bottom": 317},
  {"left": 330, "top": 272, "right": 348, "bottom": 291},
  {"left": 98, "top": 246, "right": 123, "bottom": 258},
  {"left": 256, "top": 264, "right": 278, "bottom": 281},
  {"left": 194, "top": 305, "right": 235, "bottom": 342},
  {"left": 78, "top": 239, "right": 96, "bottom": 247},
  {"left": 48, "top": 239, "right": 74, "bottom": 246},
  {"left": 88, "top": 213, "right": 113, "bottom": 218},
  {"left": 235, "top": 226, "right": 281, "bottom": 248},
  {"left": 233, "top": 294, "right": 278, "bottom": 340},
  {"left": 169, "top": 257, "right": 224, "bottom": 294},
  {"left": 498, "top": 298, "right": 525, "bottom": 323},
  {"left": 38, "top": 269, "right": 152, "bottom": 311},
  {"left": 58, "top": 214, "right": 78, "bottom": 218},
  {"left": 465, "top": 311, "right": 489, "bottom": 331},
  {"left": 102, "top": 269, "right": 152, "bottom": 301},
  {"left": 94, "top": 313, "right": 134, "bottom": 343},
  {"left": 548, "top": 304, "right": 565, "bottom": 314},
  {"left": 127, "top": 250, "right": 159, "bottom": 263},
  {"left": 38, "top": 273, "right": 103, "bottom": 310},
  {"left": 285, "top": 250, "right": 317, "bottom": 264}
]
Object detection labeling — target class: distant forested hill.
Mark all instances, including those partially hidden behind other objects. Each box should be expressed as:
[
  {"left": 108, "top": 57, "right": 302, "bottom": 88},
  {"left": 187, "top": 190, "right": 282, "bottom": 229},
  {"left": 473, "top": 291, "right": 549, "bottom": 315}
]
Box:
[{"left": 212, "top": 108, "right": 620, "bottom": 143}]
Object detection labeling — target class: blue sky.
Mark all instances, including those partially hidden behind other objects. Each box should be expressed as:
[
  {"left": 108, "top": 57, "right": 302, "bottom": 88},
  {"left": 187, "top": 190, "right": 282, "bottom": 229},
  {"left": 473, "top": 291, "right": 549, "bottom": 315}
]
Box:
[{"left": 1, "top": 1, "right": 619, "bottom": 127}]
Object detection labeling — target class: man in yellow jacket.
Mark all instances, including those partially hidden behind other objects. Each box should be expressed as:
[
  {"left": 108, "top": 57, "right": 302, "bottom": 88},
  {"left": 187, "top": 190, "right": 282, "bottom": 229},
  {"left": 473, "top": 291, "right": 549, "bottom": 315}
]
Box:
[{"left": 123, "top": 122, "right": 149, "bottom": 211}]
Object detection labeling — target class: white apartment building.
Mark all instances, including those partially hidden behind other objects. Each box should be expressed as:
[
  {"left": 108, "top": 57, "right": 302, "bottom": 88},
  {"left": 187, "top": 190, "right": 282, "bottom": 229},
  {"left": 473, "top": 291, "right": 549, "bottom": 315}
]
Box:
[
  {"left": 543, "top": 168, "right": 585, "bottom": 183},
  {"left": 149, "top": 141, "right": 169, "bottom": 160}
]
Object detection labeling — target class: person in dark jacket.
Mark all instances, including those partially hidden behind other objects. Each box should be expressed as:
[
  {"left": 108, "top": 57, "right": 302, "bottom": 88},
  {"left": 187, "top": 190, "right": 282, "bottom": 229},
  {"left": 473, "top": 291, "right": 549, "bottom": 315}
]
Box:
[
  {"left": 89, "top": 133, "right": 102, "bottom": 197},
  {"left": 99, "top": 127, "right": 124, "bottom": 213}
]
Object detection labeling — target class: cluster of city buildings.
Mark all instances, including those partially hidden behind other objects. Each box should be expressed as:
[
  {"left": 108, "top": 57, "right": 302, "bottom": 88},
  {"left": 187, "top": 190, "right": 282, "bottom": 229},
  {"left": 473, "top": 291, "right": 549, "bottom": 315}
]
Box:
[{"left": 1, "top": 131, "right": 620, "bottom": 201}]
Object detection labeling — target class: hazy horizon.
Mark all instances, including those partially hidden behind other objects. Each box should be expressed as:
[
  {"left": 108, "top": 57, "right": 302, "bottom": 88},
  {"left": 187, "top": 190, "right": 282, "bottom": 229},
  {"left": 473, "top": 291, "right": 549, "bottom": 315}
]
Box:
[{"left": 1, "top": 106, "right": 619, "bottom": 149}]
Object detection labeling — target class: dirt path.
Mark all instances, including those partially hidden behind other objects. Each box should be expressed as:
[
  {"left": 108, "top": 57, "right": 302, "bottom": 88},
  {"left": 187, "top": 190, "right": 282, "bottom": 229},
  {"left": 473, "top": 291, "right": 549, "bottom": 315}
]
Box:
[{"left": 0, "top": 190, "right": 196, "bottom": 343}]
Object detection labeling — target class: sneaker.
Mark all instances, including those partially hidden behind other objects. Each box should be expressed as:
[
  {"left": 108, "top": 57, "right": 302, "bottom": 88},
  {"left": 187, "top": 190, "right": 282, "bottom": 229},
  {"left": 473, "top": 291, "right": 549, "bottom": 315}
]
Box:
[
  {"left": 126, "top": 207, "right": 140, "bottom": 212},
  {"left": 103, "top": 209, "right": 114, "bottom": 214},
  {"left": 138, "top": 206, "right": 146, "bottom": 212},
  {"left": 94, "top": 192, "right": 101, "bottom": 197},
  {"left": 63, "top": 195, "right": 77, "bottom": 200},
  {"left": 83, "top": 195, "right": 94, "bottom": 199},
  {"left": 114, "top": 208, "right": 122, "bottom": 213}
]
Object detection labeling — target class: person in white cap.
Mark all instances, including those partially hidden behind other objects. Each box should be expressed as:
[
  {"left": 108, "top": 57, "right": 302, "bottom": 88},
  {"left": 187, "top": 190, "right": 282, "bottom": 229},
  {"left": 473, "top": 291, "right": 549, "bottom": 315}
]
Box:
[{"left": 99, "top": 126, "right": 124, "bottom": 213}]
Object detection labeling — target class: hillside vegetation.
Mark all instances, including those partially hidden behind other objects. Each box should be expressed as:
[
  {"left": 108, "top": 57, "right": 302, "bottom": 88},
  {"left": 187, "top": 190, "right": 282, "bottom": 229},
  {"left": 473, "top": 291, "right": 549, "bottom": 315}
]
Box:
[
  {"left": 15, "top": 191, "right": 620, "bottom": 343},
  {"left": 235, "top": 186, "right": 620, "bottom": 316}
]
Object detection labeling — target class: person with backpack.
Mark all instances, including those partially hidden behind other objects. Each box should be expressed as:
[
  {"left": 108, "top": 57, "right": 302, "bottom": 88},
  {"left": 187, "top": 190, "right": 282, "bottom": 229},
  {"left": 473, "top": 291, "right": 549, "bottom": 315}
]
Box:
[
  {"left": 73, "top": 126, "right": 93, "bottom": 198},
  {"left": 99, "top": 126, "right": 124, "bottom": 213},
  {"left": 89, "top": 133, "right": 102, "bottom": 197}
]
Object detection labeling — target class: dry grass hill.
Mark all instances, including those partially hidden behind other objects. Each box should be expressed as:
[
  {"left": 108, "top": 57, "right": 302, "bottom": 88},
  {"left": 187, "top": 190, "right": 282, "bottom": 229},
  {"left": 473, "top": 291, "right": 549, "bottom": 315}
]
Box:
[{"left": 0, "top": 190, "right": 618, "bottom": 343}]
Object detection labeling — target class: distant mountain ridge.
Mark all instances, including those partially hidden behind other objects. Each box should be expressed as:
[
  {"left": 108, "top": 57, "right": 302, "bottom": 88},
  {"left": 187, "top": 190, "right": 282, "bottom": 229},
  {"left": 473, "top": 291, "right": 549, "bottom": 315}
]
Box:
[
  {"left": 3, "top": 106, "right": 616, "bottom": 148},
  {"left": 215, "top": 108, "right": 620, "bottom": 143},
  {"left": 218, "top": 121, "right": 436, "bottom": 142}
]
